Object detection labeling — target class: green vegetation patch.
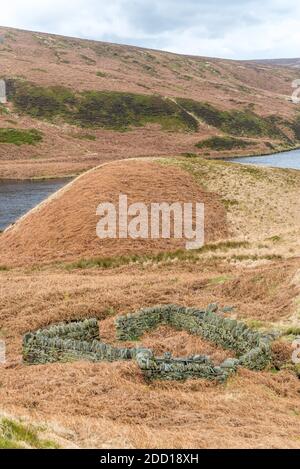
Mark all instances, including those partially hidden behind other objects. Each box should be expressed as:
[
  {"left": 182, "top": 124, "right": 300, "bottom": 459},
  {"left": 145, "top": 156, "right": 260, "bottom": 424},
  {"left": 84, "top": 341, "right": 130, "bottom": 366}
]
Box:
[
  {"left": 72, "top": 91, "right": 198, "bottom": 130},
  {"left": 0, "top": 104, "right": 9, "bottom": 115},
  {"left": 9, "top": 79, "right": 297, "bottom": 139},
  {"left": 0, "top": 418, "right": 59, "bottom": 449},
  {"left": 176, "top": 97, "right": 288, "bottom": 140},
  {"left": 0, "top": 128, "right": 43, "bottom": 145},
  {"left": 96, "top": 71, "right": 107, "bottom": 77},
  {"left": 59, "top": 240, "right": 250, "bottom": 271},
  {"left": 31, "top": 68, "right": 48, "bottom": 73},
  {"left": 7, "top": 80, "right": 198, "bottom": 132},
  {"left": 196, "top": 136, "right": 256, "bottom": 151},
  {"left": 9, "top": 79, "right": 295, "bottom": 139},
  {"left": 71, "top": 132, "right": 96, "bottom": 141},
  {"left": 7, "top": 81, "right": 76, "bottom": 120},
  {"left": 291, "top": 114, "right": 300, "bottom": 140},
  {"left": 283, "top": 326, "right": 300, "bottom": 337}
]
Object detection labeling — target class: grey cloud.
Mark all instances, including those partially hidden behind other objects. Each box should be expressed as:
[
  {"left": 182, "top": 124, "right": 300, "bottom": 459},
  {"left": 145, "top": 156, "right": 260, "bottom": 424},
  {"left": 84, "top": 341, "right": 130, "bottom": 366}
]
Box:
[{"left": 1, "top": 0, "right": 300, "bottom": 59}]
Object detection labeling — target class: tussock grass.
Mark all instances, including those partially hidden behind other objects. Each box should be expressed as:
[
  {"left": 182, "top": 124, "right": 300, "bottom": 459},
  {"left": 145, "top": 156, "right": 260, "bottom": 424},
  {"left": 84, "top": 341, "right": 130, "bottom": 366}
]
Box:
[
  {"left": 283, "top": 327, "right": 300, "bottom": 337},
  {"left": 267, "top": 235, "right": 282, "bottom": 243},
  {"left": 0, "top": 418, "right": 59, "bottom": 449},
  {"left": 60, "top": 240, "right": 250, "bottom": 271},
  {"left": 232, "top": 254, "right": 283, "bottom": 262},
  {"left": 161, "top": 157, "right": 300, "bottom": 250}
]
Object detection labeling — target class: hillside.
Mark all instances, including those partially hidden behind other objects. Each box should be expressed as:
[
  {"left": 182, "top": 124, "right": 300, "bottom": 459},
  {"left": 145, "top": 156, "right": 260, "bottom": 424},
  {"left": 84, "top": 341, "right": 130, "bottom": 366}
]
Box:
[
  {"left": 253, "top": 58, "right": 300, "bottom": 68},
  {"left": 1, "top": 26, "right": 300, "bottom": 178},
  {"left": 1, "top": 26, "right": 300, "bottom": 450}
]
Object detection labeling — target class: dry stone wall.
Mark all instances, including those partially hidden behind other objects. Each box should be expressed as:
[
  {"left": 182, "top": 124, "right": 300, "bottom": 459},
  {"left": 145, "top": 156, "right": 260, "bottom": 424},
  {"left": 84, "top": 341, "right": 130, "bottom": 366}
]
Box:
[
  {"left": 115, "top": 304, "right": 272, "bottom": 372},
  {"left": 135, "top": 350, "right": 236, "bottom": 381},
  {"left": 23, "top": 305, "right": 273, "bottom": 382},
  {"left": 23, "top": 318, "right": 141, "bottom": 364}
]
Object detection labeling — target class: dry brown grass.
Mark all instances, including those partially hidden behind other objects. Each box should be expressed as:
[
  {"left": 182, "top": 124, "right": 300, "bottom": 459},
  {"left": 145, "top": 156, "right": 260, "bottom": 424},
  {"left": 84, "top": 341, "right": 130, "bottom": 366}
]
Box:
[
  {"left": 0, "top": 160, "right": 228, "bottom": 267},
  {"left": 0, "top": 258, "right": 299, "bottom": 359},
  {"left": 0, "top": 241, "right": 300, "bottom": 448},
  {"left": 0, "top": 155, "right": 298, "bottom": 448},
  {"left": 1, "top": 351, "right": 300, "bottom": 448},
  {"left": 0, "top": 256, "right": 300, "bottom": 448},
  {"left": 167, "top": 158, "right": 300, "bottom": 245}
]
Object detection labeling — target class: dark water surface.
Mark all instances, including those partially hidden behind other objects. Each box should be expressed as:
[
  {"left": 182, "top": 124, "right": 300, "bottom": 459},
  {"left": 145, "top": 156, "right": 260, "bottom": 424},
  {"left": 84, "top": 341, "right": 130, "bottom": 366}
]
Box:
[
  {"left": 227, "top": 148, "right": 300, "bottom": 170},
  {"left": 0, "top": 178, "right": 72, "bottom": 231}
]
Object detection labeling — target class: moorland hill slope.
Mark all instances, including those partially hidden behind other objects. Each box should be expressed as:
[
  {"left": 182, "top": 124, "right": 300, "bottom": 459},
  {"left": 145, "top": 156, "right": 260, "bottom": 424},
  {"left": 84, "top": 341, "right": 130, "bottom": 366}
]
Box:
[{"left": 1, "top": 26, "right": 300, "bottom": 178}]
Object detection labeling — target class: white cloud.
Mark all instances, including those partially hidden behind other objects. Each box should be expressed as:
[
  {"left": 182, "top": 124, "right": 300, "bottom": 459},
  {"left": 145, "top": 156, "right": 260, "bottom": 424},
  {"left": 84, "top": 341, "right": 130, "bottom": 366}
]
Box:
[{"left": 0, "top": 0, "right": 300, "bottom": 59}]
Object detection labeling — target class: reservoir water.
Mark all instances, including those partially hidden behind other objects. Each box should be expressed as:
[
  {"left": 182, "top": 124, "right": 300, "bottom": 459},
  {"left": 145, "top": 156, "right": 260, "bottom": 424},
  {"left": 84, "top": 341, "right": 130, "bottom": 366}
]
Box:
[
  {"left": 0, "top": 178, "right": 71, "bottom": 231},
  {"left": 227, "top": 148, "right": 300, "bottom": 170}
]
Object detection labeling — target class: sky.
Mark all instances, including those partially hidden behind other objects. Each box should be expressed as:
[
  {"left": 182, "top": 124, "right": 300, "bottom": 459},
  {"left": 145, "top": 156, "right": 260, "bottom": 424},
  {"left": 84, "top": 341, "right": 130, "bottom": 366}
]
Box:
[{"left": 1, "top": 0, "right": 300, "bottom": 60}]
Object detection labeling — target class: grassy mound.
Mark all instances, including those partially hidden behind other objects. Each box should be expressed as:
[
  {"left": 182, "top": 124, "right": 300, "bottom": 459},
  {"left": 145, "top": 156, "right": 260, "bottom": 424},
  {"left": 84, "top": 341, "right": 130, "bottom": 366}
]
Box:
[
  {"left": 0, "top": 160, "right": 227, "bottom": 267},
  {"left": 196, "top": 136, "right": 256, "bottom": 151},
  {"left": 163, "top": 156, "right": 300, "bottom": 247},
  {"left": 0, "top": 128, "right": 43, "bottom": 145}
]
